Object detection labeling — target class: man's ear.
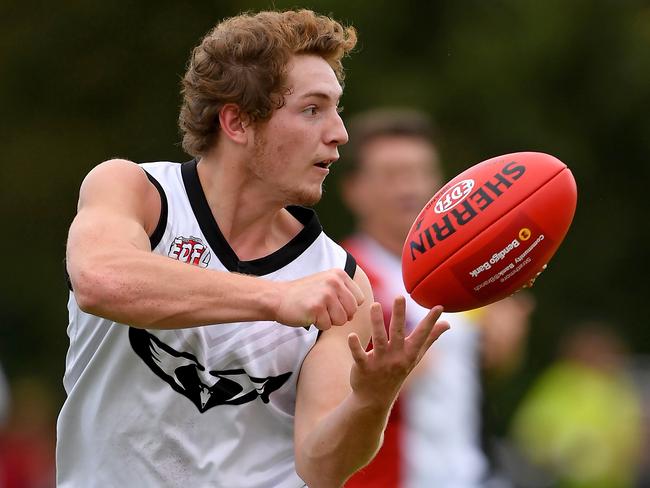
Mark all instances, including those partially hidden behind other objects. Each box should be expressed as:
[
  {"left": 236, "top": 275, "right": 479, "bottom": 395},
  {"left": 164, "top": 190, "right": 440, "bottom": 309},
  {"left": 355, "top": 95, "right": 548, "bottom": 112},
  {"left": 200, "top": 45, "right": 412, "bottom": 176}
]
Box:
[{"left": 218, "top": 104, "right": 250, "bottom": 145}]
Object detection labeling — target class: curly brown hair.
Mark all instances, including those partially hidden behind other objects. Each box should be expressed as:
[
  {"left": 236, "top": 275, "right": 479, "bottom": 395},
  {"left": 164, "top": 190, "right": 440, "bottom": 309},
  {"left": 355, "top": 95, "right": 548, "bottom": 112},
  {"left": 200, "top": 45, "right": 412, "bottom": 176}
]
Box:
[{"left": 179, "top": 9, "right": 357, "bottom": 157}]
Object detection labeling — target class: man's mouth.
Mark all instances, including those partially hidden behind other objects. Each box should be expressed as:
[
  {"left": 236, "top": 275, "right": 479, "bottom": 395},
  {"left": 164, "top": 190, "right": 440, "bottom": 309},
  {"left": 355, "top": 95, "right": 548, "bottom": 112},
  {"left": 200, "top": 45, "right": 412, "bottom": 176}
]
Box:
[{"left": 314, "top": 160, "right": 333, "bottom": 169}]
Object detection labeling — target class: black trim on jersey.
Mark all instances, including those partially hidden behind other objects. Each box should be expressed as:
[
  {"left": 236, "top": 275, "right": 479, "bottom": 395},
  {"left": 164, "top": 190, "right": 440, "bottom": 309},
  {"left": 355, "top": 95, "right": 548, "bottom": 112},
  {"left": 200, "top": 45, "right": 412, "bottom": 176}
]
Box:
[
  {"left": 344, "top": 252, "right": 357, "bottom": 279},
  {"left": 181, "top": 159, "right": 323, "bottom": 276},
  {"left": 143, "top": 169, "right": 168, "bottom": 250}
]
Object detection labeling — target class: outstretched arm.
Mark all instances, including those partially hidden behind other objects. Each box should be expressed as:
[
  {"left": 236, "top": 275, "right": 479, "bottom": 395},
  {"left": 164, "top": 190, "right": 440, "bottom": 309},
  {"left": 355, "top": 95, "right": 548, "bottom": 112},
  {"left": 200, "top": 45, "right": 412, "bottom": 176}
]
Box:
[
  {"left": 294, "top": 267, "right": 449, "bottom": 488},
  {"left": 67, "top": 159, "right": 364, "bottom": 330}
]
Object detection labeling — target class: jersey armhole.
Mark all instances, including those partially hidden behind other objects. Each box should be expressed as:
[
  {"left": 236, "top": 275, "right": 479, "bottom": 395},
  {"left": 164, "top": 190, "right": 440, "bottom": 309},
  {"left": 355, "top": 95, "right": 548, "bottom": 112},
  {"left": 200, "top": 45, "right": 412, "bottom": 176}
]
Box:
[
  {"left": 143, "top": 170, "right": 168, "bottom": 250},
  {"left": 344, "top": 251, "right": 357, "bottom": 279}
]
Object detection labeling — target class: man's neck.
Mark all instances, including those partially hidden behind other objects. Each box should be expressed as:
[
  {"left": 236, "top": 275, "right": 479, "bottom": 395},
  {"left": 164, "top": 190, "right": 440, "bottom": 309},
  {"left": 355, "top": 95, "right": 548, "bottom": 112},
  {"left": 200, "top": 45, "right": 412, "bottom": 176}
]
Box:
[{"left": 196, "top": 154, "right": 303, "bottom": 261}]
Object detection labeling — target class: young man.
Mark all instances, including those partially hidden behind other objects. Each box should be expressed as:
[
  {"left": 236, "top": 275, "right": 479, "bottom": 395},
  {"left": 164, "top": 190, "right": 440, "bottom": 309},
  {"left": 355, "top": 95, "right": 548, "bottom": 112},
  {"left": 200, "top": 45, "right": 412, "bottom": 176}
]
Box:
[
  {"left": 341, "top": 109, "right": 533, "bottom": 487},
  {"left": 57, "top": 10, "right": 449, "bottom": 488}
]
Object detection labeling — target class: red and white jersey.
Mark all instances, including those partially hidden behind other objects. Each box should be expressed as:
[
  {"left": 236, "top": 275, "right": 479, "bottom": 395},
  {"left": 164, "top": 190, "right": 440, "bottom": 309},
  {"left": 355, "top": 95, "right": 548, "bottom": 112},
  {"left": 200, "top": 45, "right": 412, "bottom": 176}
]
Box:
[
  {"left": 57, "top": 160, "right": 356, "bottom": 488},
  {"left": 343, "top": 234, "right": 487, "bottom": 488}
]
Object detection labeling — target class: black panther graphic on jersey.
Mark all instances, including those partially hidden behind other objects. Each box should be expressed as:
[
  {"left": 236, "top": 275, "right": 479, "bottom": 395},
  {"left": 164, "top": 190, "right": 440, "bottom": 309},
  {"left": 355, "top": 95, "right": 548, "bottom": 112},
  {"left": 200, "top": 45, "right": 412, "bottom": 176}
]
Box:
[{"left": 129, "top": 328, "right": 292, "bottom": 413}]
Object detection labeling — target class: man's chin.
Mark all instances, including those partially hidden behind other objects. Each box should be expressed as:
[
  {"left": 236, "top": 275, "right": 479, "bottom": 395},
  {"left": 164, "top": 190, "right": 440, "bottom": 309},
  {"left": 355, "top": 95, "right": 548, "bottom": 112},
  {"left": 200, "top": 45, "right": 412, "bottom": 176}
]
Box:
[{"left": 289, "top": 188, "right": 322, "bottom": 207}]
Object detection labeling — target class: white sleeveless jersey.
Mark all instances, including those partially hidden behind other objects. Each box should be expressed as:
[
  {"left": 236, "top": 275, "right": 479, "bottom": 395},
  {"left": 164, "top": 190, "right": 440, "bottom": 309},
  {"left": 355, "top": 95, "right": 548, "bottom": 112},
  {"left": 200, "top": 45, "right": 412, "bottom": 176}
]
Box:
[{"left": 57, "top": 160, "right": 356, "bottom": 488}]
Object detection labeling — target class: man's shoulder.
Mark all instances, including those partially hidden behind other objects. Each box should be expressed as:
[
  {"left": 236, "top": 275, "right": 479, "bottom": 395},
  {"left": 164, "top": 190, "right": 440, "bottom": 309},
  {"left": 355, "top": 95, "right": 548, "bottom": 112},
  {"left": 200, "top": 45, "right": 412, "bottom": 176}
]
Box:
[
  {"left": 80, "top": 159, "right": 179, "bottom": 192},
  {"left": 80, "top": 159, "right": 152, "bottom": 198}
]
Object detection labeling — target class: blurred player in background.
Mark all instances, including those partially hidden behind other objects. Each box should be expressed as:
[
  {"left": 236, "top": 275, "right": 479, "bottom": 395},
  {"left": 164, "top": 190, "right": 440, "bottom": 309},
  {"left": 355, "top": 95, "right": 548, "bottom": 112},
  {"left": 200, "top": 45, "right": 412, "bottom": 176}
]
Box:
[
  {"left": 0, "top": 376, "right": 56, "bottom": 488},
  {"left": 510, "top": 321, "right": 643, "bottom": 488},
  {"left": 58, "top": 10, "right": 449, "bottom": 488},
  {"left": 341, "top": 108, "right": 533, "bottom": 488}
]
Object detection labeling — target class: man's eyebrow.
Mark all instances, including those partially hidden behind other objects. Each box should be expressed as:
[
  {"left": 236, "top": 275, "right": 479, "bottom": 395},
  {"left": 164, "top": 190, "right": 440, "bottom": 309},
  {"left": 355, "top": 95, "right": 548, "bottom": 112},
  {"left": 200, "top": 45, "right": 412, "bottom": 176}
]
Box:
[{"left": 298, "top": 90, "right": 343, "bottom": 102}]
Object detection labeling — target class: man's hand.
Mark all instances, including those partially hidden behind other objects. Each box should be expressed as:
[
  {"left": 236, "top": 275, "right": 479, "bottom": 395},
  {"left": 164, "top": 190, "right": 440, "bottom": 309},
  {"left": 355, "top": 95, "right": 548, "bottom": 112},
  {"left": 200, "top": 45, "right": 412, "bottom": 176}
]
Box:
[
  {"left": 347, "top": 296, "right": 449, "bottom": 403},
  {"left": 275, "top": 269, "right": 366, "bottom": 330}
]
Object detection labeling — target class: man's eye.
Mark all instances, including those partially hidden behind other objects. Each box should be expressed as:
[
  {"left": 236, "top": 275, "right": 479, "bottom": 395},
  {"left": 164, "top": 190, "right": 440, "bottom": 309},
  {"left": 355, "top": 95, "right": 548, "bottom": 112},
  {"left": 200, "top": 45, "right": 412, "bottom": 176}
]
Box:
[
  {"left": 304, "top": 106, "right": 318, "bottom": 115},
  {"left": 336, "top": 105, "right": 344, "bottom": 114}
]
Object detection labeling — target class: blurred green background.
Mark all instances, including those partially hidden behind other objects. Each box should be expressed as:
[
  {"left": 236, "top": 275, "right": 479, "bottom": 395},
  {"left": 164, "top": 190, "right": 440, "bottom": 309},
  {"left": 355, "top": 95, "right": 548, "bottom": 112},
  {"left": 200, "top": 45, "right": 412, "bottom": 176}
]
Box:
[{"left": 1, "top": 0, "right": 649, "bottom": 443}]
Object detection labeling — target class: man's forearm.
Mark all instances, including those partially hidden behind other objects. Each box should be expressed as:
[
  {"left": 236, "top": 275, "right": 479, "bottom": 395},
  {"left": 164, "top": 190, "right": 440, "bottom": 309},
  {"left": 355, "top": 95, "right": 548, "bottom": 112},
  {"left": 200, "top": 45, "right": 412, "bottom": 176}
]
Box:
[
  {"left": 296, "top": 391, "right": 394, "bottom": 488},
  {"left": 70, "top": 248, "right": 278, "bottom": 329}
]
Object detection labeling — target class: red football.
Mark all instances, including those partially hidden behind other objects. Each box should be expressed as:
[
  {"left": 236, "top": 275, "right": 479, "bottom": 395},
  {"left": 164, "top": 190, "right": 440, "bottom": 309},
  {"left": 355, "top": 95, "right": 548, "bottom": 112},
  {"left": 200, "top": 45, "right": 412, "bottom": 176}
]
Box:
[{"left": 401, "top": 152, "right": 577, "bottom": 312}]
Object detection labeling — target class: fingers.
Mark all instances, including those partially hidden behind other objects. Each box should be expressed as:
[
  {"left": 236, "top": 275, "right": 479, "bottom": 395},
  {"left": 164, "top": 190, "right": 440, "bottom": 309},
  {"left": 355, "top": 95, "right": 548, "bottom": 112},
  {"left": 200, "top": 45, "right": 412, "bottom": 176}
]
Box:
[
  {"left": 374, "top": 296, "right": 442, "bottom": 354},
  {"left": 347, "top": 299, "right": 449, "bottom": 381},
  {"left": 343, "top": 273, "right": 365, "bottom": 306},
  {"left": 337, "top": 283, "right": 360, "bottom": 323},
  {"left": 314, "top": 309, "right": 332, "bottom": 331},
  {"left": 313, "top": 271, "right": 361, "bottom": 328},
  {"left": 370, "top": 302, "right": 388, "bottom": 350},
  {"left": 280, "top": 269, "right": 363, "bottom": 329},
  {"left": 422, "top": 320, "right": 450, "bottom": 351},
  {"left": 406, "top": 305, "right": 445, "bottom": 351},
  {"left": 348, "top": 333, "right": 368, "bottom": 366},
  {"left": 388, "top": 296, "right": 407, "bottom": 347},
  {"left": 423, "top": 305, "right": 444, "bottom": 327},
  {"left": 523, "top": 264, "right": 547, "bottom": 289},
  {"left": 325, "top": 270, "right": 363, "bottom": 326},
  {"left": 327, "top": 295, "right": 350, "bottom": 327}
]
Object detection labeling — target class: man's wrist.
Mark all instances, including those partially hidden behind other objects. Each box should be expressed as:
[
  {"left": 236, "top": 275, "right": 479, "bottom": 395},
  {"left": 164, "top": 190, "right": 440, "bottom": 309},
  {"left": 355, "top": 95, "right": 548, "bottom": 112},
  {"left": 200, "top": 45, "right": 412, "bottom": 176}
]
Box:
[
  {"left": 257, "top": 278, "right": 283, "bottom": 323},
  {"left": 348, "top": 388, "right": 396, "bottom": 417}
]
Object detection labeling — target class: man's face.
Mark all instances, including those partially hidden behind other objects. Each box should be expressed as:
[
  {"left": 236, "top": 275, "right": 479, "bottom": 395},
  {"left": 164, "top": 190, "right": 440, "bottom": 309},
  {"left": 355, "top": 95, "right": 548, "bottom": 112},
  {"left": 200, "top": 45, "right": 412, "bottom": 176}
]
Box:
[
  {"left": 247, "top": 54, "right": 348, "bottom": 206},
  {"left": 347, "top": 135, "right": 443, "bottom": 241}
]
